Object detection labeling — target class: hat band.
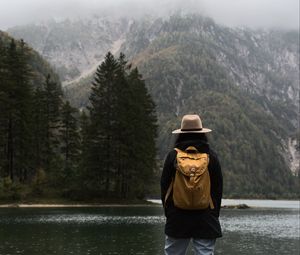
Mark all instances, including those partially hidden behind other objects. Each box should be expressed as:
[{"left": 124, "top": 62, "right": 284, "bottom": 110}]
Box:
[{"left": 181, "top": 128, "right": 203, "bottom": 131}]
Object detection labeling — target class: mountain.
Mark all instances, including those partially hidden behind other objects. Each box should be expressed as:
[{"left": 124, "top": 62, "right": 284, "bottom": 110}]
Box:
[
  {"left": 121, "top": 16, "right": 299, "bottom": 152},
  {"left": 120, "top": 15, "right": 300, "bottom": 198},
  {"left": 8, "top": 17, "right": 130, "bottom": 83},
  {"left": 7, "top": 15, "right": 299, "bottom": 198}
]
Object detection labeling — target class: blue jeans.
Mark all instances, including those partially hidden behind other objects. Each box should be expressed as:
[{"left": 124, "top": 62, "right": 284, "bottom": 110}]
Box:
[{"left": 165, "top": 235, "right": 216, "bottom": 255}]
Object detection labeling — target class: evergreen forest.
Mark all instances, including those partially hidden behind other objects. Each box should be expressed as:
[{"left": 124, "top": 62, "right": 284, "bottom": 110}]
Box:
[{"left": 0, "top": 34, "right": 157, "bottom": 203}]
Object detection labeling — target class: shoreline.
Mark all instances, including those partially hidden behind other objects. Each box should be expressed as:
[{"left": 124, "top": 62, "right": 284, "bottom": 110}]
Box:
[
  {"left": 148, "top": 198, "right": 300, "bottom": 209},
  {"left": 0, "top": 203, "right": 161, "bottom": 208},
  {"left": 0, "top": 199, "right": 299, "bottom": 209}
]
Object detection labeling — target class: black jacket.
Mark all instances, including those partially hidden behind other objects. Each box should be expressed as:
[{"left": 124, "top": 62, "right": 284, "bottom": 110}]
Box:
[{"left": 160, "top": 139, "right": 223, "bottom": 238}]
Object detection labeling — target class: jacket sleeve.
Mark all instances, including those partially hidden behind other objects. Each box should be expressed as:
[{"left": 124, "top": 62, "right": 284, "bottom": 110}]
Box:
[
  {"left": 160, "top": 151, "right": 176, "bottom": 207},
  {"left": 209, "top": 150, "right": 223, "bottom": 217}
]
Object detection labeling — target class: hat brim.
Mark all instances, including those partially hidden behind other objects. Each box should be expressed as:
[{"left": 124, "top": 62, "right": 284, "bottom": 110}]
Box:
[{"left": 172, "top": 128, "right": 212, "bottom": 134}]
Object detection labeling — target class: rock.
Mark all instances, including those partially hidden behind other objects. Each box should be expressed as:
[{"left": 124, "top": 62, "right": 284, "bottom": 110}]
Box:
[{"left": 222, "top": 204, "right": 250, "bottom": 209}]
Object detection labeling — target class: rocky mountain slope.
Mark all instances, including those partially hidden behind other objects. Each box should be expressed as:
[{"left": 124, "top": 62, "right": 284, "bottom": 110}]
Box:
[
  {"left": 121, "top": 15, "right": 299, "bottom": 172},
  {"left": 7, "top": 15, "right": 299, "bottom": 197},
  {"left": 8, "top": 17, "right": 130, "bottom": 83}
]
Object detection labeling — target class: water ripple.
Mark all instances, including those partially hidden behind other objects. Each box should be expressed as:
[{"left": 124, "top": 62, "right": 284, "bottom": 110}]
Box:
[
  {"left": 220, "top": 212, "right": 299, "bottom": 238},
  {"left": 1, "top": 209, "right": 298, "bottom": 239},
  {"left": 4, "top": 214, "right": 165, "bottom": 225}
]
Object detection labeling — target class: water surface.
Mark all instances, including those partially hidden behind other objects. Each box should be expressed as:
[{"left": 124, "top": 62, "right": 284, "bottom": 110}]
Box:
[{"left": 0, "top": 203, "right": 299, "bottom": 255}]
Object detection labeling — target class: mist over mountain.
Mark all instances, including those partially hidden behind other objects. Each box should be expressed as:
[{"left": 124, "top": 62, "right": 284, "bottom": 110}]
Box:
[
  {"left": 8, "top": 17, "right": 130, "bottom": 82},
  {"left": 5, "top": 12, "right": 299, "bottom": 198},
  {"left": 1, "top": 0, "right": 299, "bottom": 30}
]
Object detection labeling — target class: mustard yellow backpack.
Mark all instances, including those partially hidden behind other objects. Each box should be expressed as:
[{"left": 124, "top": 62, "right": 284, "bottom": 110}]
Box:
[{"left": 165, "top": 146, "right": 214, "bottom": 210}]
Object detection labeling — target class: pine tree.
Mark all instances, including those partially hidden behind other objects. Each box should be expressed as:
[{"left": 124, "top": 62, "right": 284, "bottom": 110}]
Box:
[
  {"left": 123, "top": 67, "right": 157, "bottom": 198},
  {"left": 0, "top": 38, "right": 9, "bottom": 179},
  {"left": 43, "top": 75, "right": 63, "bottom": 173},
  {"left": 77, "top": 110, "right": 91, "bottom": 196},
  {"left": 83, "top": 52, "right": 120, "bottom": 195},
  {"left": 0, "top": 39, "right": 33, "bottom": 182},
  {"left": 82, "top": 52, "right": 157, "bottom": 199},
  {"left": 59, "top": 101, "right": 80, "bottom": 186},
  {"left": 14, "top": 40, "right": 34, "bottom": 182},
  {"left": 111, "top": 53, "right": 133, "bottom": 198},
  {"left": 32, "top": 86, "right": 48, "bottom": 171}
]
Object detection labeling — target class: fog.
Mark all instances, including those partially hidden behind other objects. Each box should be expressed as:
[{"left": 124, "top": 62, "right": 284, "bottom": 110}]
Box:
[{"left": 0, "top": 0, "right": 299, "bottom": 30}]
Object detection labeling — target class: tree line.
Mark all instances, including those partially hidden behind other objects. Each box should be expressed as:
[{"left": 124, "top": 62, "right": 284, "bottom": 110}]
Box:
[{"left": 0, "top": 38, "right": 157, "bottom": 201}]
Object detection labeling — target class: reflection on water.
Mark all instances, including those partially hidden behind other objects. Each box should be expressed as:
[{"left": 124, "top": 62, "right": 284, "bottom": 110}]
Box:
[
  {"left": 5, "top": 214, "right": 164, "bottom": 225},
  {"left": 221, "top": 209, "right": 299, "bottom": 239},
  {"left": 0, "top": 205, "right": 299, "bottom": 255}
]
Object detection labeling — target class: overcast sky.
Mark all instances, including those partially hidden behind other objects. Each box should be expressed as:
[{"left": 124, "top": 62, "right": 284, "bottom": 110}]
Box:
[{"left": 0, "top": 0, "right": 299, "bottom": 30}]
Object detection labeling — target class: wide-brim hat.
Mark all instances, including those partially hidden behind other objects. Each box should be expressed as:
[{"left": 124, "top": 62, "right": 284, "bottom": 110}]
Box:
[{"left": 172, "top": 114, "right": 212, "bottom": 134}]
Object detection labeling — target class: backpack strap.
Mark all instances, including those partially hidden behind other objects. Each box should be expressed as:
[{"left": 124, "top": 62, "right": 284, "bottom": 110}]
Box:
[
  {"left": 174, "top": 148, "right": 181, "bottom": 153},
  {"left": 164, "top": 148, "right": 180, "bottom": 206}
]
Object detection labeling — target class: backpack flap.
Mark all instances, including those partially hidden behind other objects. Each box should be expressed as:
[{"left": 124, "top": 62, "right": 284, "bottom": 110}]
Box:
[{"left": 175, "top": 147, "right": 208, "bottom": 177}]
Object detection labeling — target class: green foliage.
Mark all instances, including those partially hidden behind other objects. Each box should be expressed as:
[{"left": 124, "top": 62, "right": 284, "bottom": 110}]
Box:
[
  {"left": 31, "top": 168, "right": 47, "bottom": 196},
  {"left": 0, "top": 38, "right": 33, "bottom": 182},
  {"left": 0, "top": 177, "right": 28, "bottom": 201},
  {"left": 0, "top": 32, "right": 157, "bottom": 202},
  {"left": 59, "top": 101, "right": 80, "bottom": 183},
  {"left": 0, "top": 34, "right": 67, "bottom": 201},
  {"left": 80, "top": 52, "right": 157, "bottom": 199}
]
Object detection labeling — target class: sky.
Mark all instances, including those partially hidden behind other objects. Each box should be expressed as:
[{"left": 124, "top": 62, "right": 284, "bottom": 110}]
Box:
[{"left": 0, "top": 0, "right": 299, "bottom": 30}]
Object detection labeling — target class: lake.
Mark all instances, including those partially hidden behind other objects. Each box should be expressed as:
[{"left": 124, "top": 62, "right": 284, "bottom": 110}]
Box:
[{"left": 0, "top": 200, "right": 299, "bottom": 255}]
